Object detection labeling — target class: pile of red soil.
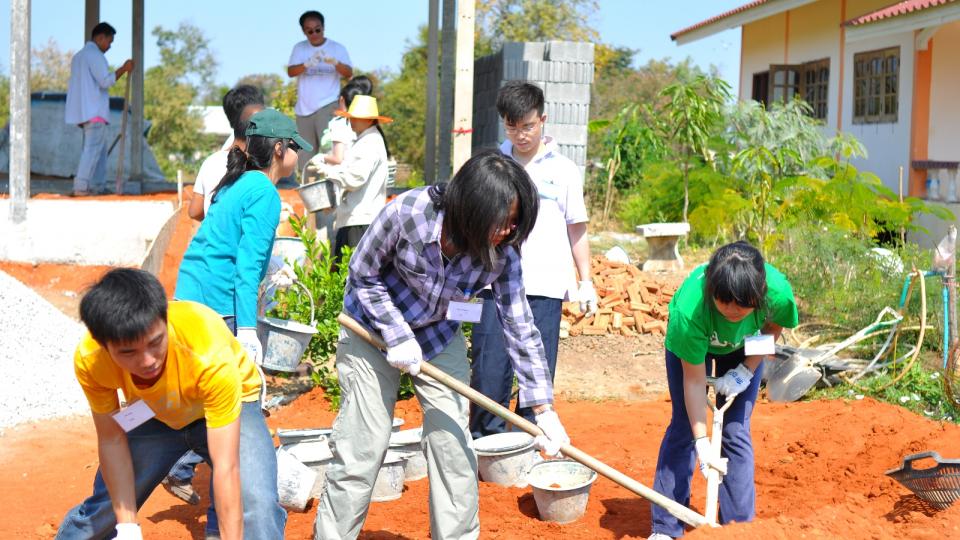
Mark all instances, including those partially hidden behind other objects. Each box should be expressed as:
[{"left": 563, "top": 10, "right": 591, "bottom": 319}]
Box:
[{"left": 2, "top": 390, "right": 958, "bottom": 539}]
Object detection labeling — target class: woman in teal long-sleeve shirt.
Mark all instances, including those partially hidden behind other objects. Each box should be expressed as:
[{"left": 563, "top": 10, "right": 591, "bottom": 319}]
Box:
[{"left": 176, "top": 108, "right": 310, "bottom": 364}]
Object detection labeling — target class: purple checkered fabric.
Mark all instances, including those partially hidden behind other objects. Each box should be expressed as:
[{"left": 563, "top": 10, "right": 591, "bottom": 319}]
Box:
[{"left": 343, "top": 186, "right": 554, "bottom": 406}]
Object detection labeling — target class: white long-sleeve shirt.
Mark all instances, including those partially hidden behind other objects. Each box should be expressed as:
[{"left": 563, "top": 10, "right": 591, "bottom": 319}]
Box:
[
  {"left": 65, "top": 41, "right": 116, "bottom": 125},
  {"left": 324, "top": 125, "right": 388, "bottom": 228}
]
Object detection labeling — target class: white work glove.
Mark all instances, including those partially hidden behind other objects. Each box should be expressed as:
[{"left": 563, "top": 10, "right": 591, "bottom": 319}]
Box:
[
  {"left": 534, "top": 409, "right": 570, "bottom": 457},
  {"left": 114, "top": 523, "right": 143, "bottom": 540},
  {"left": 268, "top": 264, "right": 297, "bottom": 291},
  {"left": 303, "top": 54, "right": 321, "bottom": 69},
  {"left": 386, "top": 337, "right": 422, "bottom": 376},
  {"left": 237, "top": 327, "right": 263, "bottom": 366},
  {"left": 577, "top": 280, "right": 598, "bottom": 317},
  {"left": 694, "top": 437, "right": 727, "bottom": 479},
  {"left": 714, "top": 363, "right": 753, "bottom": 397}
]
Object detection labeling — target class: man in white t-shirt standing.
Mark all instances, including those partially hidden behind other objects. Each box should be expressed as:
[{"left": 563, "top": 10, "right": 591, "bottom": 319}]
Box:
[
  {"left": 287, "top": 10, "right": 353, "bottom": 173},
  {"left": 469, "top": 81, "right": 598, "bottom": 439}
]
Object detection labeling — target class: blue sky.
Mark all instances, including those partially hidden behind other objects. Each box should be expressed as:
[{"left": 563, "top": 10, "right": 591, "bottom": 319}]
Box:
[{"left": 0, "top": 0, "right": 745, "bottom": 94}]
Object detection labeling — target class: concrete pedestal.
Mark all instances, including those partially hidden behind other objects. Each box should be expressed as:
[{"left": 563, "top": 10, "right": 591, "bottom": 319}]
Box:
[{"left": 636, "top": 222, "right": 690, "bottom": 272}]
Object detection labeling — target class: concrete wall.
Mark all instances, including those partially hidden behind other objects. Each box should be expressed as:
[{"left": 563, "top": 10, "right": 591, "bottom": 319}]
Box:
[
  {"left": 0, "top": 200, "right": 175, "bottom": 266},
  {"left": 928, "top": 21, "right": 960, "bottom": 161}
]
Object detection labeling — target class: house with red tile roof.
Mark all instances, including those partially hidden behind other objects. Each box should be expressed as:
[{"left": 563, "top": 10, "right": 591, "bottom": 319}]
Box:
[{"left": 673, "top": 0, "right": 960, "bottom": 235}]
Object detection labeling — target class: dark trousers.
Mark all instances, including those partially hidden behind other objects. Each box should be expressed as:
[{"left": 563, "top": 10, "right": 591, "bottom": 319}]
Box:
[
  {"left": 468, "top": 290, "right": 561, "bottom": 439},
  {"left": 650, "top": 348, "right": 764, "bottom": 537},
  {"left": 332, "top": 224, "right": 369, "bottom": 271}
]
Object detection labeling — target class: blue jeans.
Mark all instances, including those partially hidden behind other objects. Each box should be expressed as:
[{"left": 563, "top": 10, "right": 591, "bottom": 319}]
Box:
[
  {"left": 468, "top": 291, "right": 561, "bottom": 439},
  {"left": 74, "top": 121, "right": 109, "bottom": 194},
  {"left": 650, "top": 348, "right": 764, "bottom": 537},
  {"left": 166, "top": 315, "right": 237, "bottom": 534},
  {"left": 56, "top": 401, "right": 284, "bottom": 540}
]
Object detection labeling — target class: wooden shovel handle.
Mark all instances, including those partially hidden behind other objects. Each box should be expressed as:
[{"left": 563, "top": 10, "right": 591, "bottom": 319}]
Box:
[{"left": 336, "top": 312, "right": 710, "bottom": 529}]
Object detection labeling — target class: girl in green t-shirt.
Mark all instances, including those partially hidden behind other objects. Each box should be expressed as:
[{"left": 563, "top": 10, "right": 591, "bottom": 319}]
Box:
[{"left": 648, "top": 241, "right": 798, "bottom": 539}]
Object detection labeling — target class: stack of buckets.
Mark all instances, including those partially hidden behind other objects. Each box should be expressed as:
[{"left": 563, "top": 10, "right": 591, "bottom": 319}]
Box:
[{"left": 275, "top": 419, "right": 427, "bottom": 511}]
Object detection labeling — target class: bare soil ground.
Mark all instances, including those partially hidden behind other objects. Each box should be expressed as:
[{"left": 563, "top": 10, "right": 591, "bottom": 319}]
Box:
[{"left": 3, "top": 196, "right": 960, "bottom": 538}]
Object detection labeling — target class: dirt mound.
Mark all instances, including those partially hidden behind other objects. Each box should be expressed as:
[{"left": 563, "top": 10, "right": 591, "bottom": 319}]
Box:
[{"left": 3, "top": 390, "right": 958, "bottom": 539}]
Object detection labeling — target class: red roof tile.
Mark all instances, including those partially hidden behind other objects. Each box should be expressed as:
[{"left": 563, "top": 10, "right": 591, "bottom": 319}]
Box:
[
  {"left": 844, "top": 0, "right": 956, "bottom": 26},
  {"left": 671, "top": 0, "right": 770, "bottom": 40}
]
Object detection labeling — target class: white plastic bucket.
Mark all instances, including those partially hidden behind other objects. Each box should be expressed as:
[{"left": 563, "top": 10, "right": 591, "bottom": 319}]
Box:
[
  {"left": 296, "top": 179, "right": 339, "bottom": 213},
  {"left": 275, "top": 447, "right": 316, "bottom": 512},
  {"left": 474, "top": 432, "right": 536, "bottom": 488},
  {"left": 527, "top": 459, "right": 598, "bottom": 524},
  {"left": 390, "top": 428, "right": 426, "bottom": 481},
  {"left": 283, "top": 438, "right": 334, "bottom": 499}
]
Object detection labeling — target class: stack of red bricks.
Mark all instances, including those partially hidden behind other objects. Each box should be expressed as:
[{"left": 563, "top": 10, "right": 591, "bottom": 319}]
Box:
[{"left": 563, "top": 256, "right": 677, "bottom": 337}]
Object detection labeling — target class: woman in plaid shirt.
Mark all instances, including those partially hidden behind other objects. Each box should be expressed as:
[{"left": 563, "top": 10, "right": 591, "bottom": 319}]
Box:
[{"left": 314, "top": 150, "right": 570, "bottom": 540}]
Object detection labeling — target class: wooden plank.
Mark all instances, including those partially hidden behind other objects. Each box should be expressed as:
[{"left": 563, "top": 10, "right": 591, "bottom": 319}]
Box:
[{"left": 612, "top": 312, "right": 623, "bottom": 329}]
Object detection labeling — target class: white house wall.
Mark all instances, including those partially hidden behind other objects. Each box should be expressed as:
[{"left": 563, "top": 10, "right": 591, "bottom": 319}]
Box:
[
  {"left": 786, "top": 0, "right": 843, "bottom": 133},
  {"left": 841, "top": 30, "right": 914, "bottom": 193},
  {"left": 928, "top": 21, "right": 960, "bottom": 162}
]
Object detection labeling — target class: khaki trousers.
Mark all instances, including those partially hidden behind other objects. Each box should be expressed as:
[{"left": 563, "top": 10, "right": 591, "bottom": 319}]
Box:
[{"left": 314, "top": 327, "right": 480, "bottom": 540}]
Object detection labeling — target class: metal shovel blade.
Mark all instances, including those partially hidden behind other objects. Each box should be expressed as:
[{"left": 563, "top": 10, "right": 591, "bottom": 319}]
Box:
[{"left": 765, "top": 353, "right": 822, "bottom": 402}]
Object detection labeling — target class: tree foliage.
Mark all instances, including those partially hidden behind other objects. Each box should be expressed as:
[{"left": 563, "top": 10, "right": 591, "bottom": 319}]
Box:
[
  {"left": 475, "top": 0, "right": 599, "bottom": 56},
  {"left": 30, "top": 39, "right": 73, "bottom": 93},
  {"left": 144, "top": 23, "right": 219, "bottom": 177}
]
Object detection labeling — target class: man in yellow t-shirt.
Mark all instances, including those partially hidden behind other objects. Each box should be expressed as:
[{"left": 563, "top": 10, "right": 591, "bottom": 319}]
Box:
[{"left": 55, "top": 269, "right": 285, "bottom": 540}]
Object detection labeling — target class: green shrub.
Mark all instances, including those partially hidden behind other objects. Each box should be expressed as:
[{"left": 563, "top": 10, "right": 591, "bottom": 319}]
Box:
[{"left": 271, "top": 214, "right": 416, "bottom": 408}]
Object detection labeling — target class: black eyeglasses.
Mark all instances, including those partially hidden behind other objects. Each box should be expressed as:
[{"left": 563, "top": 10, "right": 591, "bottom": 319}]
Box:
[
  {"left": 288, "top": 141, "right": 302, "bottom": 152},
  {"left": 304, "top": 26, "right": 323, "bottom": 35}
]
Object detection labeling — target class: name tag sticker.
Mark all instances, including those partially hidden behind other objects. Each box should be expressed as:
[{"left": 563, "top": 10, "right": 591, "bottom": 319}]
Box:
[
  {"left": 744, "top": 334, "right": 776, "bottom": 356},
  {"left": 446, "top": 299, "right": 483, "bottom": 323},
  {"left": 112, "top": 399, "right": 156, "bottom": 432}
]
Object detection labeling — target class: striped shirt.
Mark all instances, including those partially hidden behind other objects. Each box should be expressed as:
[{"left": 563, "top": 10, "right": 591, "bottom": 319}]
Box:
[{"left": 343, "top": 186, "right": 554, "bottom": 407}]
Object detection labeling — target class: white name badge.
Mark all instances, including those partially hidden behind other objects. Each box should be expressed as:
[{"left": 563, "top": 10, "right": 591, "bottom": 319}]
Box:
[
  {"left": 744, "top": 334, "right": 776, "bottom": 356},
  {"left": 112, "top": 399, "right": 156, "bottom": 432},
  {"left": 446, "top": 299, "right": 483, "bottom": 323}
]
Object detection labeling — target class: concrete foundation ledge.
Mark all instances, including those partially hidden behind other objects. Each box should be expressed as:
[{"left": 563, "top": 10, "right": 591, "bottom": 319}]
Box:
[{"left": 0, "top": 199, "right": 176, "bottom": 266}]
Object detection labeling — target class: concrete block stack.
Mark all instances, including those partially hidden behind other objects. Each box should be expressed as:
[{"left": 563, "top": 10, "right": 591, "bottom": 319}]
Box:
[{"left": 473, "top": 41, "right": 594, "bottom": 179}]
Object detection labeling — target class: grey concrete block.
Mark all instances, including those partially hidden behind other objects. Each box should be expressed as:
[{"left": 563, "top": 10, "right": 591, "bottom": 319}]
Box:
[
  {"left": 502, "top": 60, "right": 594, "bottom": 83},
  {"left": 545, "top": 41, "right": 595, "bottom": 63},
  {"left": 557, "top": 144, "right": 587, "bottom": 166},
  {"left": 502, "top": 41, "right": 546, "bottom": 61},
  {"left": 544, "top": 124, "right": 588, "bottom": 146},
  {"left": 544, "top": 102, "right": 591, "bottom": 125},
  {"left": 545, "top": 82, "right": 591, "bottom": 104}
]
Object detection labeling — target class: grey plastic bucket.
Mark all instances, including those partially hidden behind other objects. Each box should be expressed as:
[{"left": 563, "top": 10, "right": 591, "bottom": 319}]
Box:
[
  {"left": 296, "top": 179, "right": 338, "bottom": 213},
  {"left": 258, "top": 282, "right": 317, "bottom": 372},
  {"left": 474, "top": 432, "right": 536, "bottom": 488},
  {"left": 390, "top": 428, "right": 426, "bottom": 481},
  {"left": 371, "top": 450, "right": 406, "bottom": 502},
  {"left": 527, "top": 459, "right": 598, "bottom": 524}
]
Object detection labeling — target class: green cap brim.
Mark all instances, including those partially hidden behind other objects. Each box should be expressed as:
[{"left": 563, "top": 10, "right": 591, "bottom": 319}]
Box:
[{"left": 293, "top": 133, "right": 313, "bottom": 153}]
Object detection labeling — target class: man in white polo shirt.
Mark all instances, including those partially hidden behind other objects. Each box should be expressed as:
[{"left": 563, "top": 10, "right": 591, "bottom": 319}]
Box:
[
  {"left": 65, "top": 22, "right": 133, "bottom": 196},
  {"left": 287, "top": 10, "right": 353, "bottom": 173},
  {"left": 468, "top": 81, "right": 598, "bottom": 439}
]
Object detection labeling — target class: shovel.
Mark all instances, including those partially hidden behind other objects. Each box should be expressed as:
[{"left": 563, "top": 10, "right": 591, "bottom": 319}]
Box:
[
  {"left": 336, "top": 312, "right": 710, "bottom": 529},
  {"left": 703, "top": 377, "right": 735, "bottom": 526}
]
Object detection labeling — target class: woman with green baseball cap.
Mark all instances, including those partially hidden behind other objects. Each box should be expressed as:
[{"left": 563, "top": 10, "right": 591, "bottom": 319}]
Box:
[{"left": 177, "top": 107, "right": 310, "bottom": 369}]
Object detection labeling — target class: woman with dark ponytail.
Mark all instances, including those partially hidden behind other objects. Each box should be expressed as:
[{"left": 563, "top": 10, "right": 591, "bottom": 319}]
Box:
[{"left": 176, "top": 109, "right": 310, "bottom": 369}]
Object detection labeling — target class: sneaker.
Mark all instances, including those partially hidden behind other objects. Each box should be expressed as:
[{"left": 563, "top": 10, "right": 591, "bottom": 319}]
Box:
[
  {"left": 70, "top": 190, "right": 91, "bottom": 197},
  {"left": 161, "top": 476, "right": 200, "bottom": 505},
  {"left": 648, "top": 534, "right": 673, "bottom": 540},
  {"left": 204, "top": 532, "right": 221, "bottom": 540}
]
